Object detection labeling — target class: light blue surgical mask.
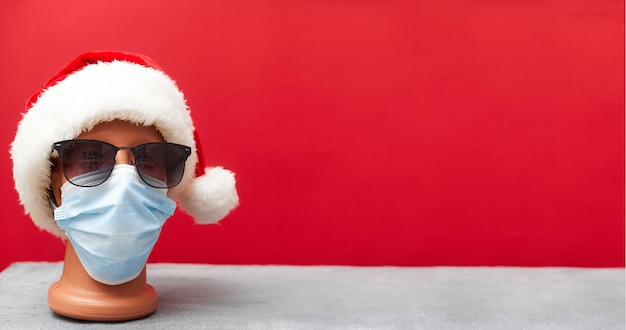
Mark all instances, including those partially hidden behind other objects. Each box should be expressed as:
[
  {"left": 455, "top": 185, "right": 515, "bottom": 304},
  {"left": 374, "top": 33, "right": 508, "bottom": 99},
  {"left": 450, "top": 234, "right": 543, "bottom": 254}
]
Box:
[{"left": 54, "top": 164, "right": 176, "bottom": 285}]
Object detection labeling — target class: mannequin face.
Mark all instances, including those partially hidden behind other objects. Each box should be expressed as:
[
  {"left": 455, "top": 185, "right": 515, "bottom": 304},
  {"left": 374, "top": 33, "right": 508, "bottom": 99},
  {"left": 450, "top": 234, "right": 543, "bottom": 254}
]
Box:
[{"left": 50, "top": 120, "right": 164, "bottom": 206}]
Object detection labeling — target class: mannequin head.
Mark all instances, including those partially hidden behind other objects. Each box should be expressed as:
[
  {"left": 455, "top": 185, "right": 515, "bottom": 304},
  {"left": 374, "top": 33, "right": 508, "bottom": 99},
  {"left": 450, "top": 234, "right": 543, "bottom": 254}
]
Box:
[{"left": 46, "top": 120, "right": 178, "bottom": 321}]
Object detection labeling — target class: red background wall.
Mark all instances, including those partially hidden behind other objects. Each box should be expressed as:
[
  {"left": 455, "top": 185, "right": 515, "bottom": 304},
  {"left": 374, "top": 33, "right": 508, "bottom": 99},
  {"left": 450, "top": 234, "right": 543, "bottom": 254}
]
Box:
[{"left": 0, "top": 1, "right": 623, "bottom": 271}]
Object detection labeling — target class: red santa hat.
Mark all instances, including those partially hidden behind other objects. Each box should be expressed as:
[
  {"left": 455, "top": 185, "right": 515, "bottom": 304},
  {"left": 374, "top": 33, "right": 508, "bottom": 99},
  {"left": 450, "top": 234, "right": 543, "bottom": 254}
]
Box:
[{"left": 11, "top": 51, "right": 239, "bottom": 238}]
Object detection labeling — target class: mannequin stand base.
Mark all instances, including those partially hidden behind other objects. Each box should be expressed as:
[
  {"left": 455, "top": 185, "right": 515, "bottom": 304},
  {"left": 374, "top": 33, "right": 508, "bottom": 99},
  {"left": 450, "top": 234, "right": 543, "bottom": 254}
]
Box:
[
  {"left": 48, "top": 282, "right": 157, "bottom": 321},
  {"left": 48, "top": 242, "right": 157, "bottom": 321}
]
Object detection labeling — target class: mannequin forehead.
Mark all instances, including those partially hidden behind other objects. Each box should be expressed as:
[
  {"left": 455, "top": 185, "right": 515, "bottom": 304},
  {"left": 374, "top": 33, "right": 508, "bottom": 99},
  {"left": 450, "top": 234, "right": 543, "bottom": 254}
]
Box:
[{"left": 77, "top": 120, "right": 164, "bottom": 146}]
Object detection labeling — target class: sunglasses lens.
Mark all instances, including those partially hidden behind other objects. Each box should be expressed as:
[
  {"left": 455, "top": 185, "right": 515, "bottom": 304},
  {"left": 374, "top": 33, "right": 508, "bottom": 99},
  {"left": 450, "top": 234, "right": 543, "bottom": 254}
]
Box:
[
  {"left": 58, "top": 140, "right": 117, "bottom": 187},
  {"left": 133, "top": 143, "right": 191, "bottom": 188}
]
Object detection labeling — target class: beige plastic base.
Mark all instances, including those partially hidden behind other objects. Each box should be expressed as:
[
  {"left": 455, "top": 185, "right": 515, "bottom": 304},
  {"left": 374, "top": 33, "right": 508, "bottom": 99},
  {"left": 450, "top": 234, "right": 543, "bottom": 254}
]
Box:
[{"left": 48, "top": 242, "right": 157, "bottom": 321}]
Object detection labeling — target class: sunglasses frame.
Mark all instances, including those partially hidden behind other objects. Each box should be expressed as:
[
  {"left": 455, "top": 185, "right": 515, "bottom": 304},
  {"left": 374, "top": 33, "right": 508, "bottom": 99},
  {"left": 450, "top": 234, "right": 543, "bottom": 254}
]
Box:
[{"left": 51, "top": 139, "right": 192, "bottom": 189}]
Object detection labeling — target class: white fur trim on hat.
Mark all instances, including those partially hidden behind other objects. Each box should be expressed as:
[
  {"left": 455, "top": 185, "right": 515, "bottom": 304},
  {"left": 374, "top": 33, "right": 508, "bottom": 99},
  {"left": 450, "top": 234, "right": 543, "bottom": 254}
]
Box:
[{"left": 11, "top": 51, "right": 238, "bottom": 238}]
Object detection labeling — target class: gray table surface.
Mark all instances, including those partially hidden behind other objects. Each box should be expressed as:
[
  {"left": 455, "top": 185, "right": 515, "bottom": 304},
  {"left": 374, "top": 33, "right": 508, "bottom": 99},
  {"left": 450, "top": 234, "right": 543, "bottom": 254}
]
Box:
[{"left": 0, "top": 262, "right": 623, "bottom": 329}]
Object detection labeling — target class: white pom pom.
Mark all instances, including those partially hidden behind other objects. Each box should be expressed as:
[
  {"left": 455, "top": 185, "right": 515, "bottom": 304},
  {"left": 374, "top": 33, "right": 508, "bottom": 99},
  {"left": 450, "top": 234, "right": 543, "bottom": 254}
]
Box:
[{"left": 178, "top": 166, "right": 239, "bottom": 223}]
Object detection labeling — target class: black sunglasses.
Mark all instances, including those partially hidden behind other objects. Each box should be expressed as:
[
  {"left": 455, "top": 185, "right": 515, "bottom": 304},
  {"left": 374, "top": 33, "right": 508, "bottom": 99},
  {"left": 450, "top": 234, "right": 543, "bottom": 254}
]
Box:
[{"left": 51, "top": 139, "right": 192, "bottom": 188}]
